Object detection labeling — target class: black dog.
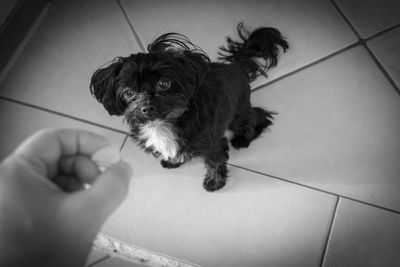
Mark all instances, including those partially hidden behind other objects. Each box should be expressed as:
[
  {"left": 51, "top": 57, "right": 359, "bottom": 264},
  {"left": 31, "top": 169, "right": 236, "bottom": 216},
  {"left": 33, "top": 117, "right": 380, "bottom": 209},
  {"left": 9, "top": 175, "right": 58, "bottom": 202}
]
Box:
[{"left": 90, "top": 23, "right": 288, "bottom": 191}]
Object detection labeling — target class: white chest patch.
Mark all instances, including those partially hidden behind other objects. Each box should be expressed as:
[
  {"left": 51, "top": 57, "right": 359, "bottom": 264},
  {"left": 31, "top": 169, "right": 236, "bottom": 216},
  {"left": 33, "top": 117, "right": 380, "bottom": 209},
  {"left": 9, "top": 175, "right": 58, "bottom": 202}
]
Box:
[{"left": 138, "top": 120, "right": 179, "bottom": 160}]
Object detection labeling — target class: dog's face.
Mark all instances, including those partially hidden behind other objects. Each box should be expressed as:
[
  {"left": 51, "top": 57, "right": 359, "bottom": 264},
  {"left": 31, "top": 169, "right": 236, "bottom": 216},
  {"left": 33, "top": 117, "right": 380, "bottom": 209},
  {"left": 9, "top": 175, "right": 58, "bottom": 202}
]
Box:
[{"left": 90, "top": 34, "right": 209, "bottom": 128}]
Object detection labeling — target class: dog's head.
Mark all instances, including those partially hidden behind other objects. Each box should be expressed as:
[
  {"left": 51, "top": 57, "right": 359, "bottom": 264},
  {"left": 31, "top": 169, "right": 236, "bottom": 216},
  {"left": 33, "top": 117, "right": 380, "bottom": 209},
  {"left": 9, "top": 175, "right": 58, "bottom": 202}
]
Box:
[{"left": 90, "top": 33, "right": 209, "bottom": 127}]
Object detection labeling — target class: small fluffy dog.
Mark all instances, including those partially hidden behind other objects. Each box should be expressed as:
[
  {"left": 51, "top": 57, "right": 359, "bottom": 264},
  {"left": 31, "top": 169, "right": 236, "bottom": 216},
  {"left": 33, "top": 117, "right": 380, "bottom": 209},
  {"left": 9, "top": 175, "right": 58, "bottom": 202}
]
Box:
[{"left": 90, "top": 23, "right": 288, "bottom": 191}]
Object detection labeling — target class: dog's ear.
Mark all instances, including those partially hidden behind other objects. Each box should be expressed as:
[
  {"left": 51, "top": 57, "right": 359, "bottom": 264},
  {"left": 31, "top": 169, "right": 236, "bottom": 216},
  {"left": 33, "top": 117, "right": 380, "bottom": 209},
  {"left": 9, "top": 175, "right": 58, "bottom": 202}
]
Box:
[
  {"left": 148, "top": 33, "right": 210, "bottom": 89},
  {"left": 90, "top": 57, "right": 126, "bottom": 116}
]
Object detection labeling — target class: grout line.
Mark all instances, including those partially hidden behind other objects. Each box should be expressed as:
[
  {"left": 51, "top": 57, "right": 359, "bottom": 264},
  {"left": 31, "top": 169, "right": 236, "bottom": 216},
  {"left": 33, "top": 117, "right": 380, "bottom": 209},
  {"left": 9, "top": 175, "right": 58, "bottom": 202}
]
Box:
[
  {"left": 319, "top": 196, "right": 340, "bottom": 267},
  {"left": 329, "top": 0, "right": 400, "bottom": 95},
  {"left": 364, "top": 44, "right": 400, "bottom": 94},
  {"left": 329, "top": 0, "right": 361, "bottom": 39},
  {"left": 116, "top": 0, "right": 146, "bottom": 52},
  {"left": 364, "top": 23, "right": 400, "bottom": 42},
  {"left": 86, "top": 255, "right": 111, "bottom": 267},
  {"left": 330, "top": 0, "right": 400, "bottom": 42},
  {"left": 250, "top": 42, "right": 360, "bottom": 93},
  {"left": 228, "top": 163, "right": 340, "bottom": 196},
  {"left": 0, "top": 96, "right": 130, "bottom": 135},
  {"left": 248, "top": 1, "right": 400, "bottom": 219},
  {"left": 119, "top": 135, "right": 129, "bottom": 152},
  {"left": 228, "top": 163, "right": 400, "bottom": 215},
  {"left": 252, "top": 2, "right": 400, "bottom": 95}
]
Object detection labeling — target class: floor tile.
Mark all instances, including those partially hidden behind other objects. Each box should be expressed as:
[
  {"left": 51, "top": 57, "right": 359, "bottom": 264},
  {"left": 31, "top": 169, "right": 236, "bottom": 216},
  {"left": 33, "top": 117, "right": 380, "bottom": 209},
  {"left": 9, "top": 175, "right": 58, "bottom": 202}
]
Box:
[
  {"left": 101, "top": 142, "right": 336, "bottom": 267},
  {"left": 368, "top": 27, "right": 400, "bottom": 88},
  {"left": 229, "top": 46, "right": 400, "bottom": 212},
  {"left": 334, "top": 0, "right": 400, "bottom": 38},
  {"left": 0, "top": 99, "right": 126, "bottom": 160},
  {"left": 94, "top": 256, "right": 146, "bottom": 267},
  {"left": 121, "top": 0, "right": 356, "bottom": 88},
  {"left": 86, "top": 249, "right": 110, "bottom": 267},
  {"left": 0, "top": 0, "right": 139, "bottom": 131},
  {"left": 323, "top": 199, "right": 400, "bottom": 267}
]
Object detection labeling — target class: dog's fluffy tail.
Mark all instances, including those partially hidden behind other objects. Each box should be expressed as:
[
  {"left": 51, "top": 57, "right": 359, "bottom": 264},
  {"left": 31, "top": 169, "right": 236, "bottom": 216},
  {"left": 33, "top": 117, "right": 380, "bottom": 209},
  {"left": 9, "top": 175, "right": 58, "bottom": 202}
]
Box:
[{"left": 218, "top": 23, "right": 288, "bottom": 82}]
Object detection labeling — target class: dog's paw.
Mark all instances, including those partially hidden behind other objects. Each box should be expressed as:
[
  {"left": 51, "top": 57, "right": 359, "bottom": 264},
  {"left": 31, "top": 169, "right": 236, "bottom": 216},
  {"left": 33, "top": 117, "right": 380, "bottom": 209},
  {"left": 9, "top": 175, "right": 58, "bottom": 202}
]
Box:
[
  {"left": 231, "top": 135, "right": 250, "bottom": 149},
  {"left": 203, "top": 175, "right": 226, "bottom": 192},
  {"left": 161, "top": 159, "right": 182, "bottom": 169}
]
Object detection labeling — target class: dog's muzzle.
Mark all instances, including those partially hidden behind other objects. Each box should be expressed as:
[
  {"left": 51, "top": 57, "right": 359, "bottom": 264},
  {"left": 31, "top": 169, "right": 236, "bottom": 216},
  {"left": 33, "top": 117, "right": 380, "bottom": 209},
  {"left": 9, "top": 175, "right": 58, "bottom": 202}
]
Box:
[{"left": 140, "top": 104, "right": 157, "bottom": 117}]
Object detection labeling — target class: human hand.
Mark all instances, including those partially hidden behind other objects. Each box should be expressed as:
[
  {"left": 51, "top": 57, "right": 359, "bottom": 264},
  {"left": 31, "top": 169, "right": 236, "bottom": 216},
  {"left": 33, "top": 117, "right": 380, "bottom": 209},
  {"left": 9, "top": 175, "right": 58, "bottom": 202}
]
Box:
[{"left": 0, "top": 129, "right": 132, "bottom": 267}]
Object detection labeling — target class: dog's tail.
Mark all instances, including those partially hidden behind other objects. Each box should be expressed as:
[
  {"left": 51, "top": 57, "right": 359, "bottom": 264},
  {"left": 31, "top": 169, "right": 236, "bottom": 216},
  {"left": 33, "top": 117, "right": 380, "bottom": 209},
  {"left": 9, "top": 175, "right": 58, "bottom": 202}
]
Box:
[{"left": 218, "top": 23, "right": 288, "bottom": 82}]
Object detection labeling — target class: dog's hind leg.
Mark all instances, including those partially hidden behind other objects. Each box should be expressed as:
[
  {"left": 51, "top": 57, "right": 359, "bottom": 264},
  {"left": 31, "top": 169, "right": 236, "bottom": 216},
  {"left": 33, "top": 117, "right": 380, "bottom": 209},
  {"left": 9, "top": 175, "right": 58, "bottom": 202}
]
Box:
[
  {"left": 251, "top": 107, "right": 274, "bottom": 140},
  {"left": 202, "top": 138, "right": 229, "bottom": 192},
  {"left": 229, "top": 106, "right": 274, "bottom": 149}
]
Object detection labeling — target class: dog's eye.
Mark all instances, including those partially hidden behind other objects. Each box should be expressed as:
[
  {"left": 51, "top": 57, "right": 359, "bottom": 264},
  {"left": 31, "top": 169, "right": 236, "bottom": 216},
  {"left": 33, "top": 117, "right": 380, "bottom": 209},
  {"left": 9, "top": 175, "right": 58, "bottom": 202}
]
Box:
[
  {"left": 122, "top": 88, "right": 135, "bottom": 100},
  {"left": 157, "top": 78, "right": 171, "bottom": 91}
]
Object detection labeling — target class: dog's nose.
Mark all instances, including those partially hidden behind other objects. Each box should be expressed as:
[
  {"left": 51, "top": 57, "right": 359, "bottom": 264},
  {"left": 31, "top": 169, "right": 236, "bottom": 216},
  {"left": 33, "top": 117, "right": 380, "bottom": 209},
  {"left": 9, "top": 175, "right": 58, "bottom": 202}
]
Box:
[{"left": 141, "top": 105, "right": 156, "bottom": 116}]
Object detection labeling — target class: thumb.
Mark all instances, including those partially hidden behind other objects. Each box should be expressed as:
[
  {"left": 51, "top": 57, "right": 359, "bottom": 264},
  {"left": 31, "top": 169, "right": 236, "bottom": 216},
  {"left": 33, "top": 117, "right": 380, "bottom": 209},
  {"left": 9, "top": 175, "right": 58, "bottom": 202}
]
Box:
[{"left": 78, "top": 161, "right": 133, "bottom": 220}]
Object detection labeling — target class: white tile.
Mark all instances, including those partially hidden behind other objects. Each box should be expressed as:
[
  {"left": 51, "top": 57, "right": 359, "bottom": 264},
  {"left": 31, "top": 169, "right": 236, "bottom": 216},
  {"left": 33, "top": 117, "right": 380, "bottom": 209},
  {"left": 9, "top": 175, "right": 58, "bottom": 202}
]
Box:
[
  {"left": 229, "top": 46, "right": 400, "bottom": 211},
  {"left": 323, "top": 199, "right": 400, "bottom": 266},
  {"left": 0, "top": 0, "right": 139, "bottom": 131},
  {"left": 368, "top": 27, "right": 400, "bottom": 88},
  {"left": 0, "top": 99, "right": 126, "bottom": 160},
  {"left": 101, "top": 142, "right": 336, "bottom": 267},
  {"left": 120, "top": 0, "right": 356, "bottom": 88},
  {"left": 334, "top": 0, "right": 400, "bottom": 38}
]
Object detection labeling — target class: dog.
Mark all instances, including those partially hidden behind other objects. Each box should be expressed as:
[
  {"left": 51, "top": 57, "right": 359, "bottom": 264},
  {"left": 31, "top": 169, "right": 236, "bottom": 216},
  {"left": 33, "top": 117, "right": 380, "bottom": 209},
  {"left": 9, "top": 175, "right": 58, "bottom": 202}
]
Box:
[{"left": 90, "top": 23, "right": 288, "bottom": 191}]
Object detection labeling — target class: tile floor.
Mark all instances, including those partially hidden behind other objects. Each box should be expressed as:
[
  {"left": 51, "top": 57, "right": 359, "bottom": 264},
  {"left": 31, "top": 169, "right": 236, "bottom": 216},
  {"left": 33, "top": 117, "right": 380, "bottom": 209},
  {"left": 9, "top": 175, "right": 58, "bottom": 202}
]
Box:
[{"left": 0, "top": 0, "right": 399, "bottom": 266}]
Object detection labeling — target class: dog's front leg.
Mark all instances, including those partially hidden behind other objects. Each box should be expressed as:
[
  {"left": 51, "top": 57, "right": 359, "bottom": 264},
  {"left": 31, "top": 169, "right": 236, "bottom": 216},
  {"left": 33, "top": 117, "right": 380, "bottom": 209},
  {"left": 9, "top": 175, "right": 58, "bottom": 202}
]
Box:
[
  {"left": 160, "top": 153, "right": 189, "bottom": 169},
  {"left": 203, "top": 138, "right": 229, "bottom": 192}
]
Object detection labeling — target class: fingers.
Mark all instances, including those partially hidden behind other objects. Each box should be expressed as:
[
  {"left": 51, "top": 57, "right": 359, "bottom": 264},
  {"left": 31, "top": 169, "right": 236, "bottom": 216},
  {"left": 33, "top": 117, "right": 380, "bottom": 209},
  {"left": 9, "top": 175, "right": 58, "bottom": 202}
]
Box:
[
  {"left": 52, "top": 174, "right": 86, "bottom": 192},
  {"left": 58, "top": 155, "right": 100, "bottom": 184},
  {"left": 9, "top": 128, "right": 133, "bottom": 223},
  {"left": 13, "top": 128, "right": 110, "bottom": 177},
  {"left": 54, "top": 155, "right": 101, "bottom": 192},
  {"left": 73, "top": 161, "right": 133, "bottom": 221}
]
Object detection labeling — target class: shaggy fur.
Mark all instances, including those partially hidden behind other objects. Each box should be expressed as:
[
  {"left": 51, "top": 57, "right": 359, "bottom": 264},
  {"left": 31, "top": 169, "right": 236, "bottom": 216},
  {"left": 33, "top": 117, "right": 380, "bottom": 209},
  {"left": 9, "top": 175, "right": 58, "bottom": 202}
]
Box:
[{"left": 90, "top": 23, "right": 288, "bottom": 191}]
